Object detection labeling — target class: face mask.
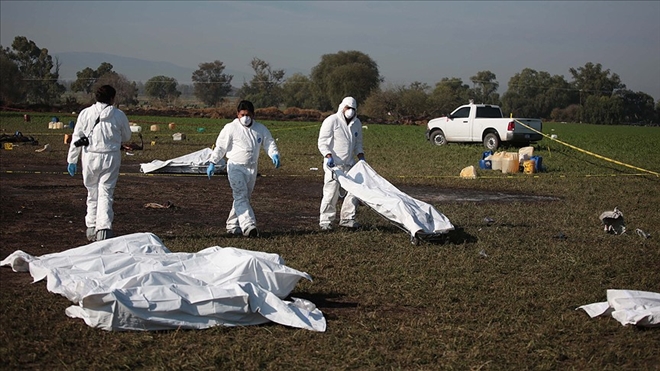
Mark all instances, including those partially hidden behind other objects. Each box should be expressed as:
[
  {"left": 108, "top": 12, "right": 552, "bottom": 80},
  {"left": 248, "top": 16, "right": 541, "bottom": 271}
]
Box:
[
  {"left": 239, "top": 116, "right": 252, "bottom": 126},
  {"left": 344, "top": 108, "right": 355, "bottom": 120}
]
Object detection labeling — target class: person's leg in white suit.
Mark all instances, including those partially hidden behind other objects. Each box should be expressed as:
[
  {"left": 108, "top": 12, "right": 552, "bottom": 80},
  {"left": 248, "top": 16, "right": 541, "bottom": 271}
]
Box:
[
  {"left": 226, "top": 163, "right": 258, "bottom": 236},
  {"left": 82, "top": 152, "right": 120, "bottom": 240}
]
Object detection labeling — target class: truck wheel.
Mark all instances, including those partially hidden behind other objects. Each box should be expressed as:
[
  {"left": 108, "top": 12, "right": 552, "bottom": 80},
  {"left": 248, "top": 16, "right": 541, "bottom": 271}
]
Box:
[
  {"left": 483, "top": 133, "right": 500, "bottom": 151},
  {"left": 431, "top": 130, "right": 447, "bottom": 146}
]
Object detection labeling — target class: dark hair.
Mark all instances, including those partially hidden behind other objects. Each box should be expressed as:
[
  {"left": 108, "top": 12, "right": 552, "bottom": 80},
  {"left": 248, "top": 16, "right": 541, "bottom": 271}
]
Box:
[
  {"left": 236, "top": 100, "right": 255, "bottom": 114},
  {"left": 95, "top": 85, "right": 116, "bottom": 104}
]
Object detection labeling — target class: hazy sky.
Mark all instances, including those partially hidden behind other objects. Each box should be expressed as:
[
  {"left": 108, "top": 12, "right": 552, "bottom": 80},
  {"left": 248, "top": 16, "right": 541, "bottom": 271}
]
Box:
[{"left": 2, "top": 1, "right": 659, "bottom": 100}]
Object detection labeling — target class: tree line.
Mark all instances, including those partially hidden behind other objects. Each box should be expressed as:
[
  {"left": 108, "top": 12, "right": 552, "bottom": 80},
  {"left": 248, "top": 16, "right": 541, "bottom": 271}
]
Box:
[{"left": 1, "top": 36, "right": 658, "bottom": 125}]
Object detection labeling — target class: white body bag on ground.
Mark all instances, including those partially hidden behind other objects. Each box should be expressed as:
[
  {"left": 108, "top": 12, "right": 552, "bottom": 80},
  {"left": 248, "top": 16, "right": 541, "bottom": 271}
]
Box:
[
  {"left": 1, "top": 233, "right": 326, "bottom": 332},
  {"left": 334, "top": 161, "right": 454, "bottom": 241},
  {"left": 577, "top": 289, "right": 660, "bottom": 327},
  {"left": 140, "top": 148, "right": 226, "bottom": 174}
]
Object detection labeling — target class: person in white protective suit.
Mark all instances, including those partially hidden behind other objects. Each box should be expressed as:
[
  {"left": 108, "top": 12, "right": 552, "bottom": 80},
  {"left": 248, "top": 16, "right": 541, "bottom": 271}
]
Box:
[
  {"left": 67, "top": 85, "right": 132, "bottom": 241},
  {"left": 318, "top": 96, "right": 365, "bottom": 231},
  {"left": 206, "top": 100, "right": 280, "bottom": 237}
]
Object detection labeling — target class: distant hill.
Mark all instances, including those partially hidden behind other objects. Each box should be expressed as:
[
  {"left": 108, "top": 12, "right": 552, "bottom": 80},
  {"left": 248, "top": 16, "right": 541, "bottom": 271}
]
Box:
[{"left": 53, "top": 51, "right": 252, "bottom": 87}]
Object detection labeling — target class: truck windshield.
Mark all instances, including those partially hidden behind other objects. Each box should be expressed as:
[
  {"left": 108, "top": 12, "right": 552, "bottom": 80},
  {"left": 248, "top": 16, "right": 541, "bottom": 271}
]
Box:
[{"left": 476, "top": 106, "right": 503, "bottom": 118}]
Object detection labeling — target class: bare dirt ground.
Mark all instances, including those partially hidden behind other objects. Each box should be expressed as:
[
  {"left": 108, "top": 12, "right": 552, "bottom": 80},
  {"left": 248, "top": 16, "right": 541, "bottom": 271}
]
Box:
[{"left": 1, "top": 153, "right": 555, "bottom": 289}]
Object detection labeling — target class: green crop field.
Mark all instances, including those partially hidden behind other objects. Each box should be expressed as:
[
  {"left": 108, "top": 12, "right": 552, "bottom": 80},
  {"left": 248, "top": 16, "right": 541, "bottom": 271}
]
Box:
[{"left": 1, "top": 111, "right": 659, "bottom": 370}]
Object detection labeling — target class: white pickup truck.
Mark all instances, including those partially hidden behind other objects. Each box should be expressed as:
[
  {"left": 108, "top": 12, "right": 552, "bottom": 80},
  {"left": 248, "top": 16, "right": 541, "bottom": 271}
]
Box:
[{"left": 426, "top": 103, "right": 543, "bottom": 151}]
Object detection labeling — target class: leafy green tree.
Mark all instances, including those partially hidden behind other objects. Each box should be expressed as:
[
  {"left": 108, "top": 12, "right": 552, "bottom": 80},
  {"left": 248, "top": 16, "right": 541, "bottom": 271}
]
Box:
[
  {"left": 361, "top": 86, "right": 400, "bottom": 123},
  {"left": 501, "top": 68, "right": 573, "bottom": 119},
  {"left": 570, "top": 62, "right": 626, "bottom": 123},
  {"left": 145, "top": 75, "right": 181, "bottom": 105},
  {"left": 4, "top": 36, "right": 65, "bottom": 104},
  {"left": 469, "top": 70, "right": 500, "bottom": 104},
  {"left": 427, "top": 78, "right": 470, "bottom": 117},
  {"left": 238, "top": 57, "right": 285, "bottom": 108},
  {"left": 0, "top": 48, "right": 26, "bottom": 105},
  {"left": 570, "top": 62, "right": 625, "bottom": 98},
  {"left": 93, "top": 72, "right": 139, "bottom": 107},
  {"left": 614, "top": 89, "right": 656, "bottom": 124},
  {"left": 310, "top": 50, "right": 381, "bottom": 111},
  {"left": 71, "top": 62, "right": 114, "bottom": 97},
  {"left": 396, "top": 82, "right": 430, "bottom": 122},
  {"left": 192, "top": 60, "right": 233, "bottom": 107},
  {"left": 281, "top": 73, "right": 317, "bottom": 109}
]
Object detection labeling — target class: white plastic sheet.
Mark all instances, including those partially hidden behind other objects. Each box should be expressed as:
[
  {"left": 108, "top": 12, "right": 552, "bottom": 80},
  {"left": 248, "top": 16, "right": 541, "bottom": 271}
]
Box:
[
  {"left": 577, "top": 289, "right": 660, "bottom": 327},
  {"left": 140, "top": 148, "right": 226, "bottom": 174},
  {"left": 334, "top": 161, "right": 454, "bottom": 237},
  {"left": 1, "top": 233, "right": 326, "bottom": 332}
]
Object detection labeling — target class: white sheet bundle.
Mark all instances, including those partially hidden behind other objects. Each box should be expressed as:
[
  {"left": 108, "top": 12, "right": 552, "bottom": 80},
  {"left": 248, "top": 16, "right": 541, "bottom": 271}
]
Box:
[
  {"left": 140, "top": 148, "right": 226, "bottom": 174},
  {"left": 1, "top": 233, "right": 326, "bottom": 332},
  {"left": 334, "top": 161, "right": 454, "bottom": 237},
  {"left": 577, "top": 289, "right": 660, "bottom": 327}
]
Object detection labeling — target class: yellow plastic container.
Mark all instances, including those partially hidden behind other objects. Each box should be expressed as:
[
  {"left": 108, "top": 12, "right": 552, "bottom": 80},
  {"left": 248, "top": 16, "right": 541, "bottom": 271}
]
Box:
[
  {"left": 501, "top": 153, "right": 520, "bottom": 174},
  {"left": 523, "top": 160, "right": 536, "bottom": 174},
  {"left": 3, "top": 142, "right": 13, "bottom": 150}
]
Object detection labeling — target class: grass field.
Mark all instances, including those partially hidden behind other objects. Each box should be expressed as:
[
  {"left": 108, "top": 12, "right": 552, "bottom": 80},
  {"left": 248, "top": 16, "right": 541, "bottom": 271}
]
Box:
[{"left": 1, "top": 111, "right": 659, "bottom": 370}]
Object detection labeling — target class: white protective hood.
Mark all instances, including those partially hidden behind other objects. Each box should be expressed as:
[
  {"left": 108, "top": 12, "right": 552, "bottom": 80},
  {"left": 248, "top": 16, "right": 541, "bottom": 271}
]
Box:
[
  {"left": 334, "top": 161, "right": 454, "bottom": 237},
  {"left": 1, "top": 233, "right": 326, "bottom": 332},
  {"left": 140, "top": 148, "right": 226, "bottom": 174}
]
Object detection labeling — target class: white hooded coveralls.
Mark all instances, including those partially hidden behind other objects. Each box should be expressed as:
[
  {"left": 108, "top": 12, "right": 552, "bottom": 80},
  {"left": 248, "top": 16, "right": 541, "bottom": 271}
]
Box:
[
  {"left": 317, "top": 97, "right": 364, "bottom": 227},
  {"left": 67, "top": 102, "right": 131, "bottom": 232},
  {"left": 208, "top": 119, "right": 279, "bottom": 232}
]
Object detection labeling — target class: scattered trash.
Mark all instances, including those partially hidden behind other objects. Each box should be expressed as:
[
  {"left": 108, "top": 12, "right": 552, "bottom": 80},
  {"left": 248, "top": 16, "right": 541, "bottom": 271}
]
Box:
[
  {"left": 125, "top": 152, "right": 135, "bottom": 156},
  {"left": 122, "top": 133, "right": 144, "bottom": 151},
  {"left": 553, "top": 232, "right": 567, "bottom": 240},
  {"left": 483, "top": 217, "right": 495, "bottom": 226},
  {"left": 479, "top": 249, "right": 488, "bottom": 258},
  {"left": 309, "top": 167, "right": 318, "bottom": 171},
  {"left": 635, "top": 228, "right": 651, "bottom": 239},
  {"left": 551, "top": 134, "right": 558, "bottom": 139},
  {"left": 144, "top": 201, "right": 174, "bottom": 209},
  {"left": 0, "top": 131, "right": 38, "bottom": 145},
  {"left": 35, "top": 144, "right": 51, "bottom": 153},
  {"left": 172, "top": 132, "right": 186, "bottom": 141},
  {"left": 599, "top": 207, "right": 626, "bottom": 235},
  {"left": 460, "top": 165, "right": 477, "bottom": 179}
]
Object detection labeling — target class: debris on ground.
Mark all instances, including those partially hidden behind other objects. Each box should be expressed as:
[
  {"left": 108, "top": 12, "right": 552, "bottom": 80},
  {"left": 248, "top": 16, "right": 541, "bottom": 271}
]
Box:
[{"left": 599, "top": 207, "right": 626, "bottom": 235}]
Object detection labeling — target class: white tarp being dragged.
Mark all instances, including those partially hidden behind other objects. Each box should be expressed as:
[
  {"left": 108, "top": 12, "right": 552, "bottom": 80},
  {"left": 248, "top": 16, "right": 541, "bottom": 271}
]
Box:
[
  {"left": 334, "top": 161, "right": 454, "bottom": 239},
  {"left": 0, "top": 233, "right": 326, "bottom": 332},
  {"left": 139, "top": 148, "right": 226, "bottom": 174},
  {"left": 577, "top": 289, "right": 660, "bottom": 327}
]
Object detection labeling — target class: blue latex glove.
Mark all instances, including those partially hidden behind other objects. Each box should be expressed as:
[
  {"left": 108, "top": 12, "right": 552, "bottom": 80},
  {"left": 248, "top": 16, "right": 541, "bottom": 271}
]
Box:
[
  {"left": 272, "top": 154, "right": 280, "bottom": 168},
  {"left": 207, "top": 163, "right": 215, "bottom": 179},
  {"left": 67, "top": 163, "right": 77, "bottom": 177},
  {"left": 325, "top": 156, "right": 335, "bottom": 168}
]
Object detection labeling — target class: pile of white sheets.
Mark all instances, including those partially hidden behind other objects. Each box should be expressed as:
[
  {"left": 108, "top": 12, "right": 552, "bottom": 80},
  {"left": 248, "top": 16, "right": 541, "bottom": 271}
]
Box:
[
  {"left": 1, "top": 233, "right": 326, "bottom": 332},
  {"left": 334, "top": 161, "right": 454, "bottom": 238}
]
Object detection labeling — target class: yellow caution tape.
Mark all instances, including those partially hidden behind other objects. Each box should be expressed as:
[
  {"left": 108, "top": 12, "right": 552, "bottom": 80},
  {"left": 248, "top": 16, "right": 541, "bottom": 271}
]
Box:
[{"left": 515, "top": 120, "right": 659, "bottom": 177}]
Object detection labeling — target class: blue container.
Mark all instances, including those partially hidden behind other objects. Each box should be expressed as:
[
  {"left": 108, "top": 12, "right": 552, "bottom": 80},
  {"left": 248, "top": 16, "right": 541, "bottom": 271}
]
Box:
[
  {"left": 482, "top": 150, "right": 493, "bottom": 160},
  {"left": 479, "top": 159, "right": 492, "bottom": 169},
  {"left": 531, "top": 156, "right": 543, "bottom": 172},
  {"left": 51, "top": 116, "right": 59, "bottom": 123},
  {"left": 68, "top": 120, "right": 75, "bottom": 129}
]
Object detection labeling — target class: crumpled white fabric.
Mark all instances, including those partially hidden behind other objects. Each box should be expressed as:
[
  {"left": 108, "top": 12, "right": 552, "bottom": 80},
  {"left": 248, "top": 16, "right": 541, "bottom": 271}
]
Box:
[
  {"left": 140, "top": 148, "right": 226, "bottom": 174},
  {"left": 0, "top": 233, "right": 326, "bottom": 332},
  {"left": 334, "top": 161, "right": 454, "bottom": 237},
  {"left": 577, "top": 289, "right": 660, "bottom": 327}
]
